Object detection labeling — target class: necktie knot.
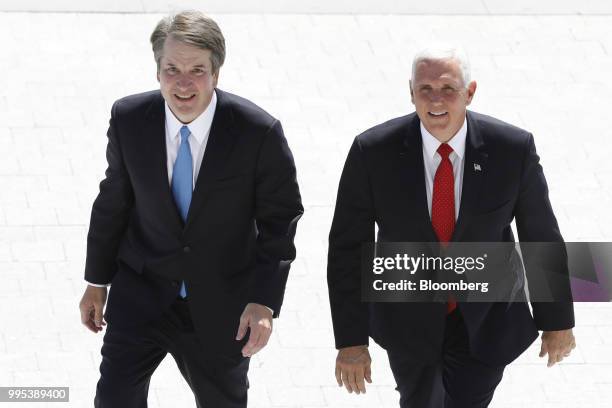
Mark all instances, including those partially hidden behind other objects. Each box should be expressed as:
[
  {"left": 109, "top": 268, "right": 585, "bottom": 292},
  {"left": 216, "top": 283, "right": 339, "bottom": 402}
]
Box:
[
  {"left": 180, "top": 126, "right": 191, "bottom": 143},
  {"left": 437, "top": 143, "right": 453, "bottom": 160}
]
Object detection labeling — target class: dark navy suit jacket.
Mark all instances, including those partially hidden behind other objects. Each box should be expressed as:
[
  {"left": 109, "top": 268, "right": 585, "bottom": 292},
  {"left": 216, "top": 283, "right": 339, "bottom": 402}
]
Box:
[
  {"left": 85, "top": 89, "right": 303, "bottom": 358},
  {"left": 327, "top": 111, "right": 574, "bottom": 366}
]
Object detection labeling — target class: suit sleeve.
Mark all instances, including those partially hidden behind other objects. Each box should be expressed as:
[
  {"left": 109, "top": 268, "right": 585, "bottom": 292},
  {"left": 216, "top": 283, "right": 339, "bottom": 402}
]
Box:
[
  {"left": 84, "top": 101, "right": 134, "bottom": 285},
  {"left": 247, "top": 119, "right": 303, "bottom": 317},
  {"left": 515, "top": 133, "right": 575, "bottom": 331},
  {"left": 327, "top": 137, "right": 375, "bottom": 349}
]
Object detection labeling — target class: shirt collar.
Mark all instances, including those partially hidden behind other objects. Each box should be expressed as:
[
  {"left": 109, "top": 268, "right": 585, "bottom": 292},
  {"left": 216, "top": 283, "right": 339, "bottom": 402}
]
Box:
[
  {"left": 165, "top": 90, "right": 217, "bottom": 145},
  {"left": 420, "top": 116, "right": 467, "bottom": 160}
]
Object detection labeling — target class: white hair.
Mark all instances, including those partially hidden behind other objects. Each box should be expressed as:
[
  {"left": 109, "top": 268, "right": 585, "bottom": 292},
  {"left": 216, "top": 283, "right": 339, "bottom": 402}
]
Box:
[{"left": 411, "top": 45, "right": 472, "bottom": 88}]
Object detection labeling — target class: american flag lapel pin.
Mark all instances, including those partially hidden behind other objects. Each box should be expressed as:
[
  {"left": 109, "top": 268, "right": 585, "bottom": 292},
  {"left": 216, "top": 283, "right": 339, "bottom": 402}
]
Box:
[{"left": 473, "top": 163, "right": 482, "bottom": 172}]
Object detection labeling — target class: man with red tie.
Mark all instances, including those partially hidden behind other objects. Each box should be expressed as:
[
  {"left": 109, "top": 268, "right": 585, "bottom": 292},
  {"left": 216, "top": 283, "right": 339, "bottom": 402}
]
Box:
[{"left": 327, "top": 46, "right": 576, "bottom": 407}]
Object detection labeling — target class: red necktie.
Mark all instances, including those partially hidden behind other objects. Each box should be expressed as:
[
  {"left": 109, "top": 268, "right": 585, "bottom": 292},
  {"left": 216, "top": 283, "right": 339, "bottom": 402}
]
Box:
[{"left": 431, "top": 143, "right": 456, "bottom": 314}]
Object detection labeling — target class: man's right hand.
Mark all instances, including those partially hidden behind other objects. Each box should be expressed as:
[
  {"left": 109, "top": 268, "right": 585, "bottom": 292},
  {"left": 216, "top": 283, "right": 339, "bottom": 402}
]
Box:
[
  {"left": 335, "top": 345, "right": 372, "bottom": 394},
  {"left": 79, "top": 285, "right": 108, "bottom": 333}
]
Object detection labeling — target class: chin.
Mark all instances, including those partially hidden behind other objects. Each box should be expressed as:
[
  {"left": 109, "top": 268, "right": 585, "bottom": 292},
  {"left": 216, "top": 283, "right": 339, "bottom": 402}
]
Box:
[{"left": 426, "top": 122, "right": 449, "bottom": 132}]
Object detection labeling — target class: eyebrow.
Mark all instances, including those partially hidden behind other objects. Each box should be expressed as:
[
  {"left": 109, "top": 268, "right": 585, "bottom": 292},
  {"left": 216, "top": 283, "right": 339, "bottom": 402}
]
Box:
[
  {"left": 164, "top": 62, "right": 208, "bottom": 68},
  {"left": 417, "top": 82, "right": 458, "bottom": 87}
]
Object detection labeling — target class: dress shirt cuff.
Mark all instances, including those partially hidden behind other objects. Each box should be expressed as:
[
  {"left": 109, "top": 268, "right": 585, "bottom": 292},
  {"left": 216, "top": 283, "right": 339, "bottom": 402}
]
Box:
[{"left": 86, "top": 281, "right": 111, "bottom": 288}]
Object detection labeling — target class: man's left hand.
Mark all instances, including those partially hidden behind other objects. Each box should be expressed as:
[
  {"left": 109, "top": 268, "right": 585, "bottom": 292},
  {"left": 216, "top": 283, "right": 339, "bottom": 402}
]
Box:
[
  {"left": 236, "top": 303, "right": 273, "bottom": 357},
  {"left": 539, "top": 329, "right": 576, "bottom": 367}
]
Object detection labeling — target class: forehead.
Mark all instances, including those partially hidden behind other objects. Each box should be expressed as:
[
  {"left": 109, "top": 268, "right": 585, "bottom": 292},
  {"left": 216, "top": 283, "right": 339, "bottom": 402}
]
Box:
[
  {"left": 161, "top": 36, "right": 212, "bottom": 66},
  {"left": 413, "top": 58, "right": 462, "bottom": 84}
]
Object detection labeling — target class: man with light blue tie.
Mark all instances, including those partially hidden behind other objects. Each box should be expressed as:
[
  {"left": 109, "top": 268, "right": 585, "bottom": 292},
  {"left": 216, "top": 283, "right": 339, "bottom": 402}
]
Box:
[{"left": 78, "top": 10, "right": 303, "bottom": 408}]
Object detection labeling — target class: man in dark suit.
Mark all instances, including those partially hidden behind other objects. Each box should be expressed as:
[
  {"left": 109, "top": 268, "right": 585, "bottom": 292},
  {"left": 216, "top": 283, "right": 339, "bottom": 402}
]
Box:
[
  {"left": 78, "top": 11, "right": 303, "bottom": 408},
  {"left": 327, "top": 46, "right": 576, "bottom": 407}
]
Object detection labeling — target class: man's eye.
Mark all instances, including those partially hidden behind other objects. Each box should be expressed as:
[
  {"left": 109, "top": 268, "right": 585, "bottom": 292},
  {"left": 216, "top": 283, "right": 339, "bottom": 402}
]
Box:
[
  {"left": 192, "top": 69, "right": 204, "bottom": 75},
  {"left": 167, "top": 67, "right": 178, "bottom": 74}
]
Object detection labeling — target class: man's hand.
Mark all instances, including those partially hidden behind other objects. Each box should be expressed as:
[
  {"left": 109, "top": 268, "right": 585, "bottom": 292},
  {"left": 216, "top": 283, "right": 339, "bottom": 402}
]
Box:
[
  {"left": 539, "top": 329, "right": 576, "bottom": 367},
  {"left": 79, "top": 285, "right": 108, "bottom": 333},
  {"left": 335, "top": 345, "right": 372, "bottom": 394},
  {"left": 235, "top": 303, "right": 273, "bottom": 357}
]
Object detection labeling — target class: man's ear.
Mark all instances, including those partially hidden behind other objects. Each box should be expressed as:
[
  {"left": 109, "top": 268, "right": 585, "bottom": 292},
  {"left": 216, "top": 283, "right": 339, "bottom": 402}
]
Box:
[
  {"left": 409, "top": 81, "right": 415, "bottom": 104},
  {"left": 213, "top": 71, "right": 220, "bottom": 88},
  {"left": 465, "top": 80, "right": 477, "bottom": 105},
  {"left": 156, "top": 69, "right": 160, "bottom": 83}
]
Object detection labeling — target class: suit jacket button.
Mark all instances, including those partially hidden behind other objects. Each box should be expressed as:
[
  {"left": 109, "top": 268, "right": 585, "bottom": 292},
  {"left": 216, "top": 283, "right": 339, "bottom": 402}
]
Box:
[{"left": 183, "top": 245, "right": 191, "bottom": 253}]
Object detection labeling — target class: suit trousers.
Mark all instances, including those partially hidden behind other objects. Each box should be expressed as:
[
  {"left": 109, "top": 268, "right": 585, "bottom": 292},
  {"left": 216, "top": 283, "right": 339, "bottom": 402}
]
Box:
[
  {"left": 387, "top": 308, "right": 505, "bottom": 408},
  {"left": 94, "top": 297, "right": 250, "bottom": 408}
]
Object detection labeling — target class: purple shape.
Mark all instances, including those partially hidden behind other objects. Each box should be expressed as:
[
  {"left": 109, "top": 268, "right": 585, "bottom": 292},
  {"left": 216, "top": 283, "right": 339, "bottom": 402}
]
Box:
[{"left": 570, "top": 260, "right": 611, "bottom": 301}]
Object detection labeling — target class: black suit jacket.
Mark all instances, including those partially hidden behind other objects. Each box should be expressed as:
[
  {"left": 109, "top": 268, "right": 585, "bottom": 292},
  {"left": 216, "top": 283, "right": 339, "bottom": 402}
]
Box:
[
  {"left": 327, "top": 111, "right": 574, "bottom": 366},
  {"left": 85, "top": 89, "right": 303, "bottom": 357}
]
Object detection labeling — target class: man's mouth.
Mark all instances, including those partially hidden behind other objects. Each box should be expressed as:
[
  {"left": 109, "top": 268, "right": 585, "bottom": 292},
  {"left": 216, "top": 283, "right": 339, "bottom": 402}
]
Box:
[
  {"left": 175, "top": 94, "right": 196, "bottom": 101},
  {"left": 428, "top": 111, "right": 448, "bottom": 117}
]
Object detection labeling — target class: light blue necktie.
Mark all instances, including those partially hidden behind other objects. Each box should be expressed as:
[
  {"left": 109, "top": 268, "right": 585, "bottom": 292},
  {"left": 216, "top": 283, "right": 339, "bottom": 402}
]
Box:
[{"left": 171, "top": 125, "right": 192, "bottom": 298}]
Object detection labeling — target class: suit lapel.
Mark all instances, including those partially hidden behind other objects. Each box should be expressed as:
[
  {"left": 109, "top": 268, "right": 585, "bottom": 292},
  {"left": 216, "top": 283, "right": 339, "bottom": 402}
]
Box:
[
  {"left": 142, "top": 92, "right": 184, "bottom": 235},
  {"left": 451, "top": 111, "right": 488, "bottom": 241},
  {"left": 184, "top": 89, "right": 237, "bottom": 233},
  {"left": 401, "top": 115, "right": 438, "bottom": 243}
]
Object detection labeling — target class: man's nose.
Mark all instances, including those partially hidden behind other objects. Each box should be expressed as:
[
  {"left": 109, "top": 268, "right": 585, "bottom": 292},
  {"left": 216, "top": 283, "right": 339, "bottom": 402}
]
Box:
[
  {"left": 176, "top": 74, "right": 193, "bottom": 88},
  {"left": 429, "top": 92, "right": 443, "bottom": 103}
]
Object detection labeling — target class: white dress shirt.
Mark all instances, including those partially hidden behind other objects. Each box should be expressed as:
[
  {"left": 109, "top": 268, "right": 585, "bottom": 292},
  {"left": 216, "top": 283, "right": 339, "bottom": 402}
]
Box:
[
  {"left": 87, "top": 91, "right": 217, "bottom": 288},
  {"left": 165, "top": 91, "right": 217, "bottom": 186},
  {"left": 420, "top": 117, "right": 467, "bottom": 220}
]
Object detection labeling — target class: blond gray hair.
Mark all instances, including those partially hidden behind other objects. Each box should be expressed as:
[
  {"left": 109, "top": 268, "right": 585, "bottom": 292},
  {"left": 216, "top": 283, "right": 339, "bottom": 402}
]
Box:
[
  {"left": 150, "top": 10, "right": 226, "bottom": 74},
  {"left": 411, "top": 45, "right": 471, "bottom": 87}
]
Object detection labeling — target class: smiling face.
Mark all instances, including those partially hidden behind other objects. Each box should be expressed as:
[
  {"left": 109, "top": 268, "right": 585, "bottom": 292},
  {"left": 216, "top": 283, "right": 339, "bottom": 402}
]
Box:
[
  {"left": 410, "top": 58, "right": 476, "bottom": 142},
  {"left": 157, "top": 35, "right": 218, "bottom": 124}
]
